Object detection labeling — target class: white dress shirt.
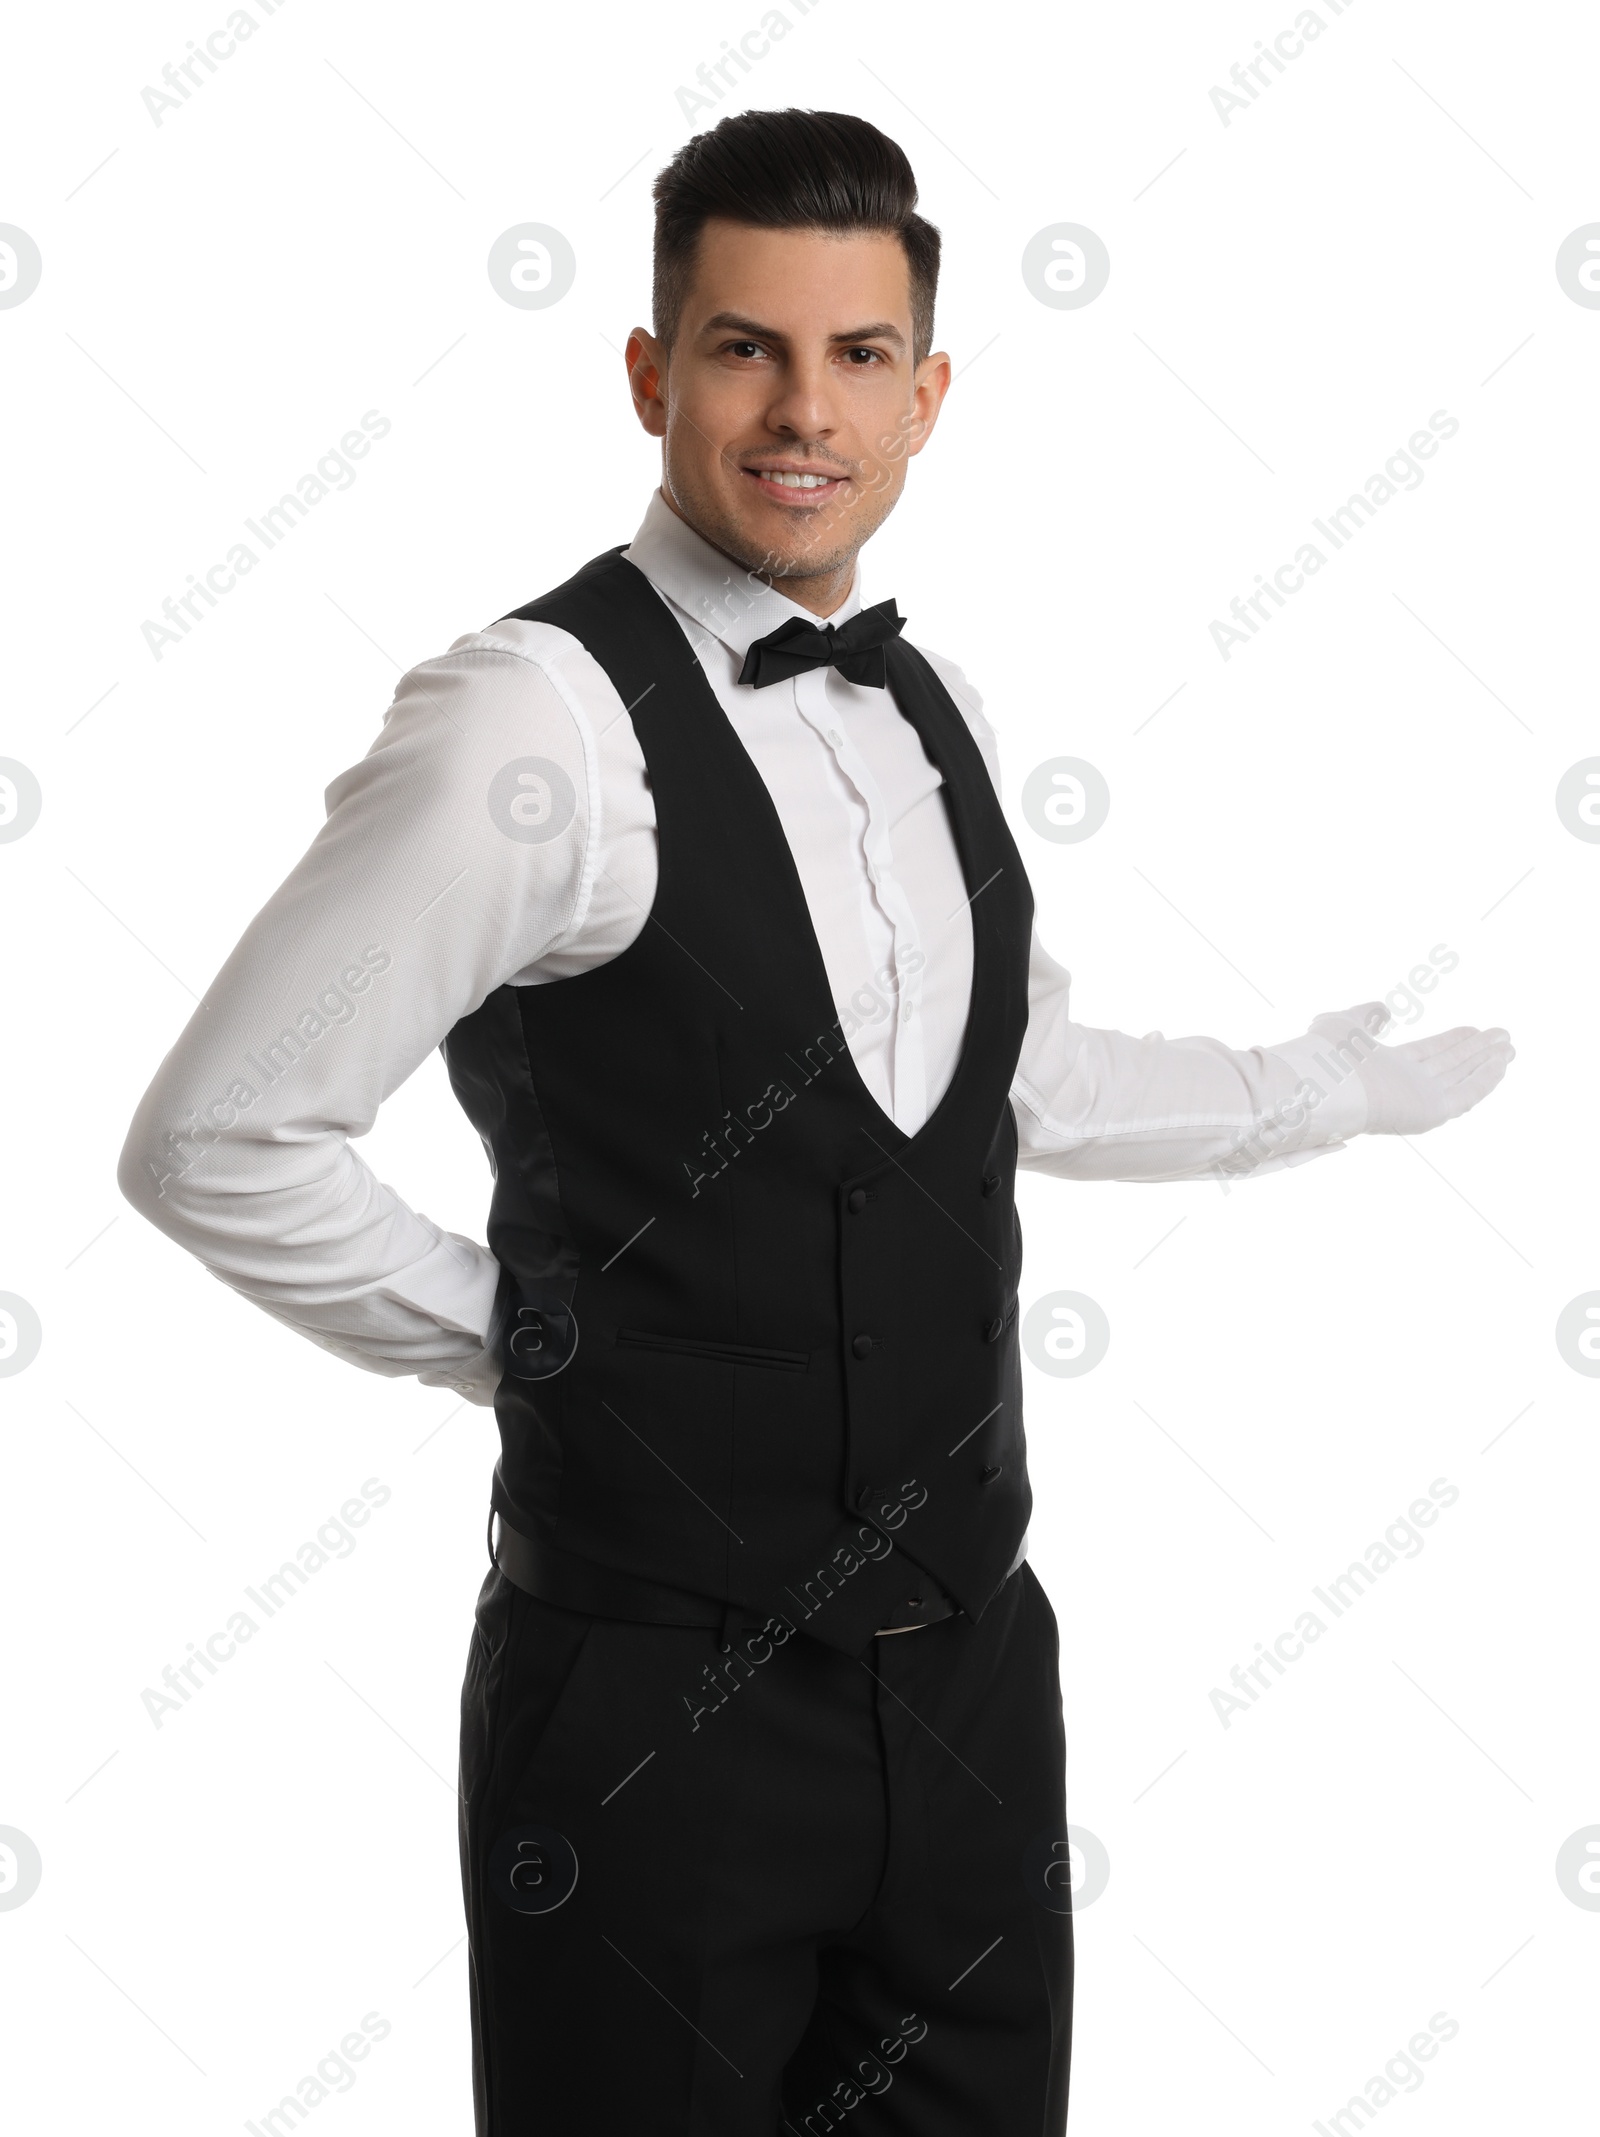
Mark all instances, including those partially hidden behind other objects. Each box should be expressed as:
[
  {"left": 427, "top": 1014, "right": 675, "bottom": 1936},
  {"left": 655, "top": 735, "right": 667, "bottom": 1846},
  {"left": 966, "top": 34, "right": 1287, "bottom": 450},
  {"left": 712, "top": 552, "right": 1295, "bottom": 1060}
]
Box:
[{"left": 118, "top": 491, "right": 1367, "bottom": 1404}]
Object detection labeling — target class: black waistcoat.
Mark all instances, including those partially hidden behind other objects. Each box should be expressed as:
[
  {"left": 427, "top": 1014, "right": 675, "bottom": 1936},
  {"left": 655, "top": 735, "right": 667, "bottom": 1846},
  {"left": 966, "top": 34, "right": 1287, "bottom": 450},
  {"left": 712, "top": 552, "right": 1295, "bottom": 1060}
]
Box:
[{"left": 441, "top": 548, "right": 1035, "bottom": 1654}]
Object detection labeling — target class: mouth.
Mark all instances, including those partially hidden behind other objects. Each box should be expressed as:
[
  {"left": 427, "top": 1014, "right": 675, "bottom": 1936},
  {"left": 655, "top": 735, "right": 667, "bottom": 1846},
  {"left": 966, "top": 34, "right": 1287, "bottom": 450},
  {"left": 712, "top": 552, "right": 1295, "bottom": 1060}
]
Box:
[{"left": 738, "top": 462, "right": 853, "bottom": 509}]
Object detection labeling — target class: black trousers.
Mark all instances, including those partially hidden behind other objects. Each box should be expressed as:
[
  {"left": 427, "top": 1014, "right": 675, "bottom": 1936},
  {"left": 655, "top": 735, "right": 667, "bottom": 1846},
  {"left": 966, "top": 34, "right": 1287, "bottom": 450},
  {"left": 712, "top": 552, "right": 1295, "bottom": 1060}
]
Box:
[{"left": 458, "top": 1560, "right": 1072, "bottom": 2134}]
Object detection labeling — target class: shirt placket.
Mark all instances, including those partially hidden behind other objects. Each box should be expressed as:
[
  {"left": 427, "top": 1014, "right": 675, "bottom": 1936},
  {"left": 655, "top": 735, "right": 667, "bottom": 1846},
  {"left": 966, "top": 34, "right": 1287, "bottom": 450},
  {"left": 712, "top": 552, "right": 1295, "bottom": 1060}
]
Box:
[{"left": 792, "top": 667, "right": 929, "bottom": 1130}]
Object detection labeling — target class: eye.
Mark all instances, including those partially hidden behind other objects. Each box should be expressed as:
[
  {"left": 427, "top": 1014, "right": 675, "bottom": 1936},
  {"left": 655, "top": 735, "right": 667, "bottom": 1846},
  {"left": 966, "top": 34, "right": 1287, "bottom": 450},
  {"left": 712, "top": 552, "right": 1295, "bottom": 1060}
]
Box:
[
  {"left": 723, "top": 340, "right": 767, "bottom": 360},
  {"left": 842, "top": 347, "right": 888, "bottom": 366}
]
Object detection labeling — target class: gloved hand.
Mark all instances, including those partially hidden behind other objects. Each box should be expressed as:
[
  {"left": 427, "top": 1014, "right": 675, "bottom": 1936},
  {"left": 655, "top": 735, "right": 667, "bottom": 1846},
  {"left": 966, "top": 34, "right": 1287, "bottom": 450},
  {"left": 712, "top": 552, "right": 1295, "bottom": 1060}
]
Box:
[{"left": 1308, "top": 1002, "right": 1514, "bottom": 1135}]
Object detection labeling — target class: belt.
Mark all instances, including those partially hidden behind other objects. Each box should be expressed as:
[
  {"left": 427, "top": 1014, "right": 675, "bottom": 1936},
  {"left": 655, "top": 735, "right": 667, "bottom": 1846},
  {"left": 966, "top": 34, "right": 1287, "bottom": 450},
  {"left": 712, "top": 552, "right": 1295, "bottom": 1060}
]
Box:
[{"left": 489, "top": 1514, "right": 957, "bottom": 1635}]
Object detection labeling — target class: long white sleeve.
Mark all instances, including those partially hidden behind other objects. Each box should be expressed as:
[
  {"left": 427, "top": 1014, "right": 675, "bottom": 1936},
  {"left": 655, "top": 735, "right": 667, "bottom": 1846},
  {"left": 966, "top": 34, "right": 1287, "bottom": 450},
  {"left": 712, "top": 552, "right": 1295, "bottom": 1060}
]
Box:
[
  {"left": 117, "top": 627, "right": 641, "bottom": 1401},
  {"left": 1011, "top": 934, "right": 1368, "bottom": 1182}
]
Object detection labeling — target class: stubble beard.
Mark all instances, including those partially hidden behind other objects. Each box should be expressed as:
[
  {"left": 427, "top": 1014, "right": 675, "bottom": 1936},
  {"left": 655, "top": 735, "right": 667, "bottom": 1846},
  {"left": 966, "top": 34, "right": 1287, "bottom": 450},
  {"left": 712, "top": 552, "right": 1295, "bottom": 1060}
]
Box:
[{"left": 666, "top": 458, "right": 901, "bottom": 597}]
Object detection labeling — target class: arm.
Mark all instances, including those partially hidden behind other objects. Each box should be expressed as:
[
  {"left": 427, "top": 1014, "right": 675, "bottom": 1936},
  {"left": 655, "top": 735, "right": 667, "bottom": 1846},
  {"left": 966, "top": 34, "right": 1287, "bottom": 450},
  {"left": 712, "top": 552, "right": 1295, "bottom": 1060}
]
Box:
[
  {"left": 913, "top": 645, "right": 1513, "bottom": 1186},
  {"left": 1013, "top": 937, "right": 1372, "bottom": 1184},
  {"left": 117, "top": 624, "right": 643, "bottom": 1400},
  {"left": 1014, "top": 957, "right": 1513, "bottom": 1184}
]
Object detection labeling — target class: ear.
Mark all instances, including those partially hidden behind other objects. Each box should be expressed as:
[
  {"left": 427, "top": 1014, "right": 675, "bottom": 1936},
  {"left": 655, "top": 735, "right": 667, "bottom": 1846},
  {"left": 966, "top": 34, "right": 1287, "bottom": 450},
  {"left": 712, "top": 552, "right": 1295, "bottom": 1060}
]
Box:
[
  {"left": 904, "top": 350, "right": 952, "bottom": 460},
  {"left": 626, "top": 328, "right": 668, "bottom": 439}
]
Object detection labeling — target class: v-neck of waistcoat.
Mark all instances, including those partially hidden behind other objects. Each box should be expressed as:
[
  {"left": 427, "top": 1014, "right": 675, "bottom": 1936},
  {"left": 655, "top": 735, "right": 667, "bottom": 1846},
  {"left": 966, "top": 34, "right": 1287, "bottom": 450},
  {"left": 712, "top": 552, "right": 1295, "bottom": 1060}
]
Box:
[{"left": 606, "top": 552, "right": 1002, "bottom": 1164}]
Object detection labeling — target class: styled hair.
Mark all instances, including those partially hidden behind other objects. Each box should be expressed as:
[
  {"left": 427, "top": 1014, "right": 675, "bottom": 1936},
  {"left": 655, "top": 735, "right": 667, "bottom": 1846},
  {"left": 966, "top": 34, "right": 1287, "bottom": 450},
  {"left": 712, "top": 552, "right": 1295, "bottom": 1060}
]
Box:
[{"left": 651, "top": 108, "right": 940, "bottom": 363}]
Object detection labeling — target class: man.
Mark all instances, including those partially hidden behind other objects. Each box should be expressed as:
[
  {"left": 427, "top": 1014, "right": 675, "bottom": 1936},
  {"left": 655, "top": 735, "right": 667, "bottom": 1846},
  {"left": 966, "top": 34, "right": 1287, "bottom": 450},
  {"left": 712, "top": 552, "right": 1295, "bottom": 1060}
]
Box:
[{"left": 120, "top": 108, "right": 1512, "bottom": 2136}]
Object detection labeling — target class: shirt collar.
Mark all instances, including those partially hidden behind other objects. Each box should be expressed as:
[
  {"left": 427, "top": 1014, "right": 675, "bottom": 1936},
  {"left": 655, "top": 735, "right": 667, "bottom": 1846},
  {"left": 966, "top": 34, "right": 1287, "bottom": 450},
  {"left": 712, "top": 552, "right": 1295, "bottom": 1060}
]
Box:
[{"left": 622, "top": 487, "right": 863, "bottom": 672}]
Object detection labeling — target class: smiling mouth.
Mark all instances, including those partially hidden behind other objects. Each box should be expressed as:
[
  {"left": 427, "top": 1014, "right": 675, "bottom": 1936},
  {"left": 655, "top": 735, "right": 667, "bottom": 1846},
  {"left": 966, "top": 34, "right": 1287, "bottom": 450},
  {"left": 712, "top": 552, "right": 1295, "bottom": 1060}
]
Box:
[{"left": 740, "top": 465, "right": 853, "bottom": 504}]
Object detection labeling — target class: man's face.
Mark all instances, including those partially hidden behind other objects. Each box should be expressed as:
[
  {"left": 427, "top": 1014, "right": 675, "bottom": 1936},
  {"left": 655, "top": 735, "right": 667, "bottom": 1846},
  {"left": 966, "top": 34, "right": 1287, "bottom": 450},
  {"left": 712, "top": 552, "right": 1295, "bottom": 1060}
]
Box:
[{"left": 626, "top": 220, "right": 950, "bottom": 608}]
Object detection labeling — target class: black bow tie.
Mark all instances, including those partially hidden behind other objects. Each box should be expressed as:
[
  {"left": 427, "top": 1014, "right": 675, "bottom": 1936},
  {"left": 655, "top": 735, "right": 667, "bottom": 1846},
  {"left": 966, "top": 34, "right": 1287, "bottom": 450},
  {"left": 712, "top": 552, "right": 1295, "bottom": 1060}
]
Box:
[{"left": 737, "top": 597, "right": 906, "bottom": 690}]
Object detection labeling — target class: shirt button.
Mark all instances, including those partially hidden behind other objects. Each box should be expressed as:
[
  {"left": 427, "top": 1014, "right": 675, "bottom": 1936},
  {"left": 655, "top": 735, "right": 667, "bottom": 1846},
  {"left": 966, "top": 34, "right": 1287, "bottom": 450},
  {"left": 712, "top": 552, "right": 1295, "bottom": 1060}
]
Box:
[
  {"left": 847, "top": 1188, "right": 868, "bottom": 1214},
  {"left": 981, "top": 1174, "right": 1001, "bottom": 1197},
  {"left": 852, "top": 1335, "right": 874, "bottom": 1360},
  {"left": 827, "top": 728, "right": 844, "bottom": 748},
  {"left": 984, "top": 1318, "right": 1004, "bottom": 1344}
]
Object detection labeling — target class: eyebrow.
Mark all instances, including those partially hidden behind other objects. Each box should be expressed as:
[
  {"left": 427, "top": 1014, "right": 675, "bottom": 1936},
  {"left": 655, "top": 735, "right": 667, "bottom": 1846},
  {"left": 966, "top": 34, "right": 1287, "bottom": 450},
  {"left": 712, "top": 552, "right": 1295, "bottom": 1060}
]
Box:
[{"left": 698, "top": 311, "right": 907, "bottom": 352}]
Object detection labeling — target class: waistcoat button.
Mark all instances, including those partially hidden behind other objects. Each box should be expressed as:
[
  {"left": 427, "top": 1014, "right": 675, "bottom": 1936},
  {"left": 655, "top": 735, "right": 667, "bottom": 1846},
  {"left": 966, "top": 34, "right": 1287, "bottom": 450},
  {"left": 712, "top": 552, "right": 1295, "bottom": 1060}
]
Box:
[
  {"left": 852, "top": 1334, "right": 873, "bottom": 1360},
  {"left": 856, "top": 1482, "right": 876, "bottom": 1509},
  {"left": 984, "top": 1317, "right": 1003, "bottom": 1343},
  {"left": 981, "top": 1174, "right": 1001, "bottom": 1197},
  {"left": 847, "top": 1188, "right": 867, "bottom": 1214},
  {"left": 981, "top": 1464, "right": 1003, "bottom": 1483}
]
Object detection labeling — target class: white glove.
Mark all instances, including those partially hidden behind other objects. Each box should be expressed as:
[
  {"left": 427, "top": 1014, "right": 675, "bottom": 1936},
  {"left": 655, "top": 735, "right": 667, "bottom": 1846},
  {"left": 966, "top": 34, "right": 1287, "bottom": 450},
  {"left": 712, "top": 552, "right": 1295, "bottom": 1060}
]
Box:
[{"left": 1309, "top": 1001, "right": 1514, "bottom": 1135}]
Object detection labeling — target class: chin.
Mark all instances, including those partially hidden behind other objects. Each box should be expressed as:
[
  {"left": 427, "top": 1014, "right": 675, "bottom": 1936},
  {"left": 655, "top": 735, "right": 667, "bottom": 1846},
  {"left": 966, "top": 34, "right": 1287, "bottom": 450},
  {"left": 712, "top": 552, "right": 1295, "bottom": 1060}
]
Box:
[
  {"left": 717, "top": 514, "right": 828, "bottom": 580},
  {"left": 743, "top": 510, "right": 856, "bottom": 572},
  {"left": 760, "top": 546, "right": 843, "bottom": 582}
]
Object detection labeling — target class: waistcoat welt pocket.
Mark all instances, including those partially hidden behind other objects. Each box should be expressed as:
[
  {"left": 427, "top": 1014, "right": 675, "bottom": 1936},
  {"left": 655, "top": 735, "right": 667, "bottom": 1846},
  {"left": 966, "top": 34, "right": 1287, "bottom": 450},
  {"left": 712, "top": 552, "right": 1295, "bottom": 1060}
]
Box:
[{"left": 615, "top": 1328, "right": 810, "bottom": 1372}]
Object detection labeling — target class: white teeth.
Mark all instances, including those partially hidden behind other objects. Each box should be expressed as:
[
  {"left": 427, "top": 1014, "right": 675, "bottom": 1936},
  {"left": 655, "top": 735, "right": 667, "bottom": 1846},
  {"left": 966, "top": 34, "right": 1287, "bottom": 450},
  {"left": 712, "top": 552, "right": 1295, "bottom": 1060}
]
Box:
[{"left": 760, "top": 470, "right": 832, "bottom": 488}]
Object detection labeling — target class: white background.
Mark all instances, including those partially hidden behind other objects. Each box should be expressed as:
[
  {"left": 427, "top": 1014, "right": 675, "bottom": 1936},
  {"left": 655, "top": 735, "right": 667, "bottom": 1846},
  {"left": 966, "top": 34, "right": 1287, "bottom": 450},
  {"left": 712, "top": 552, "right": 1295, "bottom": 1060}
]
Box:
[{"left": 2, "top": 0, "right": 1595, "bottom": 2130}]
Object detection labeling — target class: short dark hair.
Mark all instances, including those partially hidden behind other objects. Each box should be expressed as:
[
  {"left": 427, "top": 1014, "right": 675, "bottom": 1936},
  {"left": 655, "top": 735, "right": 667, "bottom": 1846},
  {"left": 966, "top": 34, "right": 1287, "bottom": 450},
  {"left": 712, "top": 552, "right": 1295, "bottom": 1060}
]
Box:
[{"left": 652, "top": 108, "right": 941, "bottom": 364}]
